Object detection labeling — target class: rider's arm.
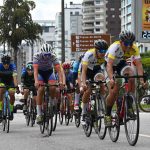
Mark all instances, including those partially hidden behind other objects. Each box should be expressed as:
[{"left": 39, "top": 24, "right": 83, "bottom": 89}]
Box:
[
  {"left": 106, "top": 58, "right": 114, "bottom": 80},
  {"left": 134, "top": 58, "right": 144, "bottom": 82},
  {"left": 81, "top": 64, "right": 88, "bottom": 85},
  {"left": 55, "top": 64, "right": 63, "bottom": 84},
  {"left": 33, "top": 64, "right": 39, "bottom": 84},
  {"left": 61, "top": 66, "right": 66, "bottom": 85},
  {"left": 13, "top": 75, "right": 18, "bottom": 87}
]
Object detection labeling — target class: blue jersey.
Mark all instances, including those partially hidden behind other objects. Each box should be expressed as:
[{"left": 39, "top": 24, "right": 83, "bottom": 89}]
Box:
[
  {"left": 0, "top": 63, "right": 17, "bottom": 85},
  {"left": 65, "top": 70, "right": 74, "bottom": 84},
  {"left": 72, "top": 61, "right": 80, "bottom": 73},
  {"left": 0, "top": 63, "right": 17, "bottom": 73}
]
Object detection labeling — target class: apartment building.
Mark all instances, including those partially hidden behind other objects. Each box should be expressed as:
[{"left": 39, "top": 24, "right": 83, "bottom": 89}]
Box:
[
  {"left": 121, "top": 0, "right": 150, "bottom": 53},
  {"left": 55, "top": 2, "right": 82, "bottom": 61},
  {"left": 82, "top": 0, "right": 107, "bottom": 34}
]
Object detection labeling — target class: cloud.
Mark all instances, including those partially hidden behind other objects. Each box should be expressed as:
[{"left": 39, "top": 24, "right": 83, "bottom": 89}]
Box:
[
  {"left": 31, "top": 0, "right": 82, "bottom": 20},
  {"left": 31, "top": 0, "right": 61, "bottom": 20}
]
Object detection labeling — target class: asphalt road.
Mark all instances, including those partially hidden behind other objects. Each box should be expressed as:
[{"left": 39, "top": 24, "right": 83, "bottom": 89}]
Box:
[{"left": 0, "top": 112, "right": 150, "bottom": 150}]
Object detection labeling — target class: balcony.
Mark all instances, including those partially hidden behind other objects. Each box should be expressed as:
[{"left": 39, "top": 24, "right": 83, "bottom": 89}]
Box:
[{"left": 82, "top": 24, "right": 94, "bottom": 30}]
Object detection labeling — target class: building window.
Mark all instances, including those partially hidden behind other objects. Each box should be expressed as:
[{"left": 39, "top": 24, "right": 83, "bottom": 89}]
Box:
[
  {"left": 95, "top": 0, "right": 100, "bottom": 4},
  {"left": 110, "top": 8, "right": 115, "bottom": 11},
  {"left": 127, "top": 15, "right": 131, "bottom": 22},
  {"left": 96, "top": 28, "right": 100, "bottom": 32},
  {"left": 145, "top": 47, "right": 148, "bottom": 53},
  {"left": 96, "top": 21, "right": 100, "bottom": 25},
  {"left": 42, "top": 26, "right": 49, "bottom": 32},
  {"left": 112, "top": 15, "right": 115, "bottom": 18},
  {"left": 127, "top": 6, "right": 131, "bottom": 14},
  {"left": 127, "top": 23, "right": 131, "bottom": 30},
  {"left": 127, "top": 0, "right": 132, "bottom": 5},
  {"left": 70, "top": 12, "right": 73, "bottom": 15},
  {"left": 75, "top": 11, "right": 79, "bottom": 15}
]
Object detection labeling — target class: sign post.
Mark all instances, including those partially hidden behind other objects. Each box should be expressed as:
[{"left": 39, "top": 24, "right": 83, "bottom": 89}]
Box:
[{"left": 71, "top": 34, "right": 111, "bottom": 52}]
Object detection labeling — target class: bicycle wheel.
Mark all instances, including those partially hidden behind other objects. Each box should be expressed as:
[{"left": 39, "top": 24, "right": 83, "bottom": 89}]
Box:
[
  {"left": 138, "top": 95, "right": 150, "bottom": 112},
  {"left": 2, "top": 118, "right": 6, "bottom": 131},
  {"left": 74, "top": 111, "right": 81, "bottom": 128},
  {"left": 26, "top": 108, "right": 30, "bottom": 126},
  {"left": 46, "top": 115, "right": 53, "bottom": 136},
  {"left": 64, "top": 97, "right": 70, "bottom": 126},
  {"left": 108, "top": 112, "right": 120, "bottom": 142},
  {"left": 6, "top": 116, "right": 10, "bottom": 133},
  {"left": 83, "top": 113, "right": 93, "bottom": 137},
  {"left": 59, "top": 110, "right": 63, "bottom": 125},
  {"left": 52, "top": 105, "right": 57, "bottom": 131},
  {"left": 30, "top": 107, "right": 36, "bottom": 127},
  {"left": 124, "top": 95, "right": 139, "bottom": 146},
  {"left": 40, "top": 114, "right": 45, "bottom": 134},
  {"left": 97, "top": 96, "right": 107, "bottom": 140}
]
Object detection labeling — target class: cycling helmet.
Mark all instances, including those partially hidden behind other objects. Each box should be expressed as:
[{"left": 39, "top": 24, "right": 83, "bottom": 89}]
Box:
[
  {"left": 40, "top": 43, "right": 53, "bottom": 53},
  {"left": 1, "top": 54, "right": 11, "bottom": 64},
  {"left": 26, "top": 63, "right": 33, "bottom": 70},
  {"left": 79, "top": 53, "right": 84, "bottom": 62},
  {"left": 62, "top": 62, "right": 71, "bottom": 70},
  {"left": 26, "top": 61, "right": 33, "bottom": 65},
  {"left": 94, "top": 39, "right": 108, "bottom": 50},
  {"left": 119, "top": 30, "right": 135, "bottom": 43}
]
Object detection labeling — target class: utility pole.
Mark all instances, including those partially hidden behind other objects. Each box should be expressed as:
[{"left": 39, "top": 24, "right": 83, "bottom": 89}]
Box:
[{"left": 61, "top": 0, "right": 65, "bottom": 63}]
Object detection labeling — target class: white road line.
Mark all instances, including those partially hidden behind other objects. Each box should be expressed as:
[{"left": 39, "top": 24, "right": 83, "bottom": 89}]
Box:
[{"left": 140, "top": 134, "right": 150, "bottom": 138}]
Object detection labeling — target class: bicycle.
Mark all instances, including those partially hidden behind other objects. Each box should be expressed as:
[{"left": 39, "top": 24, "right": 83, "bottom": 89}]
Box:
[
  {"left": 39, "top": 83, "right": 58, "bottom": 136},
  {"left": 137, "top": 77, "right": 150, "bottom": 112},
  {"left": 0, "top": 85, "right": 17, "bottom": 133},
  {"left": 59, "top": 88, "right": 74, "bottom": 126},
  {"left": 108, "top": 74, "right": 145, "bottom": 146},
  {"left": 23, "top": 86, "right": 36, "bottom": 127},
  {"left": 82, "top": 79, "right": 106, "bottom": 137}
]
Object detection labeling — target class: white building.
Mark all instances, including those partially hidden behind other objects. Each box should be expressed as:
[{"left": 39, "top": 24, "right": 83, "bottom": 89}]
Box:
[
  {"left": 22, "top": 20, "right": 56, "bottom": 63},
  {"left": 121, "top": 0, "right": 150, "bottom": 53},
  {"left": 55, "top": 2, "right": 82, "bottom": 62},
  {"left": 82, "top": 0, "right": 107, "bottom": 34}
]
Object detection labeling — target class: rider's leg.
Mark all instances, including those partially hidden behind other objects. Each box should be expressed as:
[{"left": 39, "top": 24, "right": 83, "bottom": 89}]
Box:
[
  {"left": 0, "top": 87, "right": 5, "bottom": 119},
  {"left": 23, "top": 89, "right": 29, "bottom": 113},
  {"left": 81, "top": 87, "right": 91, "bottom": 125}
]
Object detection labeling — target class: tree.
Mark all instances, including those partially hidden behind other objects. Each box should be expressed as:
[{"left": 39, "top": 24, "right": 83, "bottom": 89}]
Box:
[
  {"left": 141, "top": 52, "right": 150, "bottom": 75},
  {"left": 0, "top": 0, "right": 43, "bottom": 65}
]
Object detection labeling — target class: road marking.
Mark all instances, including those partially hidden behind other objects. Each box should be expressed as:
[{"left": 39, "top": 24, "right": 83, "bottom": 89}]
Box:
[{"left": 140, "top": 134, "right": 150, "bottom": 138}]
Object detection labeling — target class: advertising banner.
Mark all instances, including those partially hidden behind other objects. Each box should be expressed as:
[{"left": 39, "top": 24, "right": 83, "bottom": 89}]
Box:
[{"left": 142, "top": 0, "right": 150, "bottom": 30}]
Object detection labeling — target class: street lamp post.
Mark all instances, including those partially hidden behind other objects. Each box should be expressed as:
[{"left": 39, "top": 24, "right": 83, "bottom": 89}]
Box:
[{"left": 61, "top": 0, "right": 65, "bottom": 63}]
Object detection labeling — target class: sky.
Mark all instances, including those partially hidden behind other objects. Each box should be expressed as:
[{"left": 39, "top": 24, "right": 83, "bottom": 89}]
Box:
[
  {"left": 30, "top": 0, "right": 82, "bottom": 20},
  {"left": 0, "top": 0, "right": 82, "bottom": 20}
]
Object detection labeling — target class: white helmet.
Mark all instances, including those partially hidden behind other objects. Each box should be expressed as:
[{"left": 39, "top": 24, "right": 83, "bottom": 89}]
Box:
[{"left": 40, "top": 43, "right": 53, "bottom": 53}]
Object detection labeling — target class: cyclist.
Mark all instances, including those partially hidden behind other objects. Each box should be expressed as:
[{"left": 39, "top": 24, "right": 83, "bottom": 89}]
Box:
[
  {"left": 80, "top": 39, "right": 109, "bottom": 125},
  {"left": 62, "top": 62, "right": 74, "bottom": 113},
  {"left": 104, "top": 30, "right": 146, "bottom": 127},
  {"left": 21, "top": 62, "right": 36, "bottom": 114},
  {"left": 0, "top": 54, "right": 19, "bottom": 121},
  {"left": 72, "top": 54, "right": 84, "bottom": 111},
  {"left": 33, "top": 43, "right": 63, "bottom": 124}
]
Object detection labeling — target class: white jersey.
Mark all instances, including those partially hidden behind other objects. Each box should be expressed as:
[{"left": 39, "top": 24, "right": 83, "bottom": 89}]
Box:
[
  {"left": 33, "top": 52, "right": 60, "bottom": 71},
  {"left": 105, "top": 41, "right": 141, "bottom": 66},
  {"left": 82, "top": 48, "right": 105, "bottom": 70}
]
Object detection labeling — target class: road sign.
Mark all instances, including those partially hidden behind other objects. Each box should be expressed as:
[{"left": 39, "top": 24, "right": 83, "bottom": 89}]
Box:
[{"left": 71, "top": 34, "right": 111, "bottom": 52}]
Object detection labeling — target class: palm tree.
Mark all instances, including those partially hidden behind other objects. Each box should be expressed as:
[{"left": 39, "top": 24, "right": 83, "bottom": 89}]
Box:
[{"left": 0, "top": 0, "right": 43, "bottom": 65}]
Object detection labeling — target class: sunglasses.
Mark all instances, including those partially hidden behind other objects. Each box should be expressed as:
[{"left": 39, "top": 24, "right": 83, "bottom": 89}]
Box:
[
  {"left": 27, "top": 69, "right": 33, "bottom": 72},
  {"left": 98, "top": 49, "right": 107, "bottom": 54},
  {"left": 43, "top": 53, "right": 51, "bottom": 57},
  {"left": 124, "top": 41, "right": 133, "bottom": 47},
  {"left": 3, "top": 62, "right": 10, "bottom": 65}
]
